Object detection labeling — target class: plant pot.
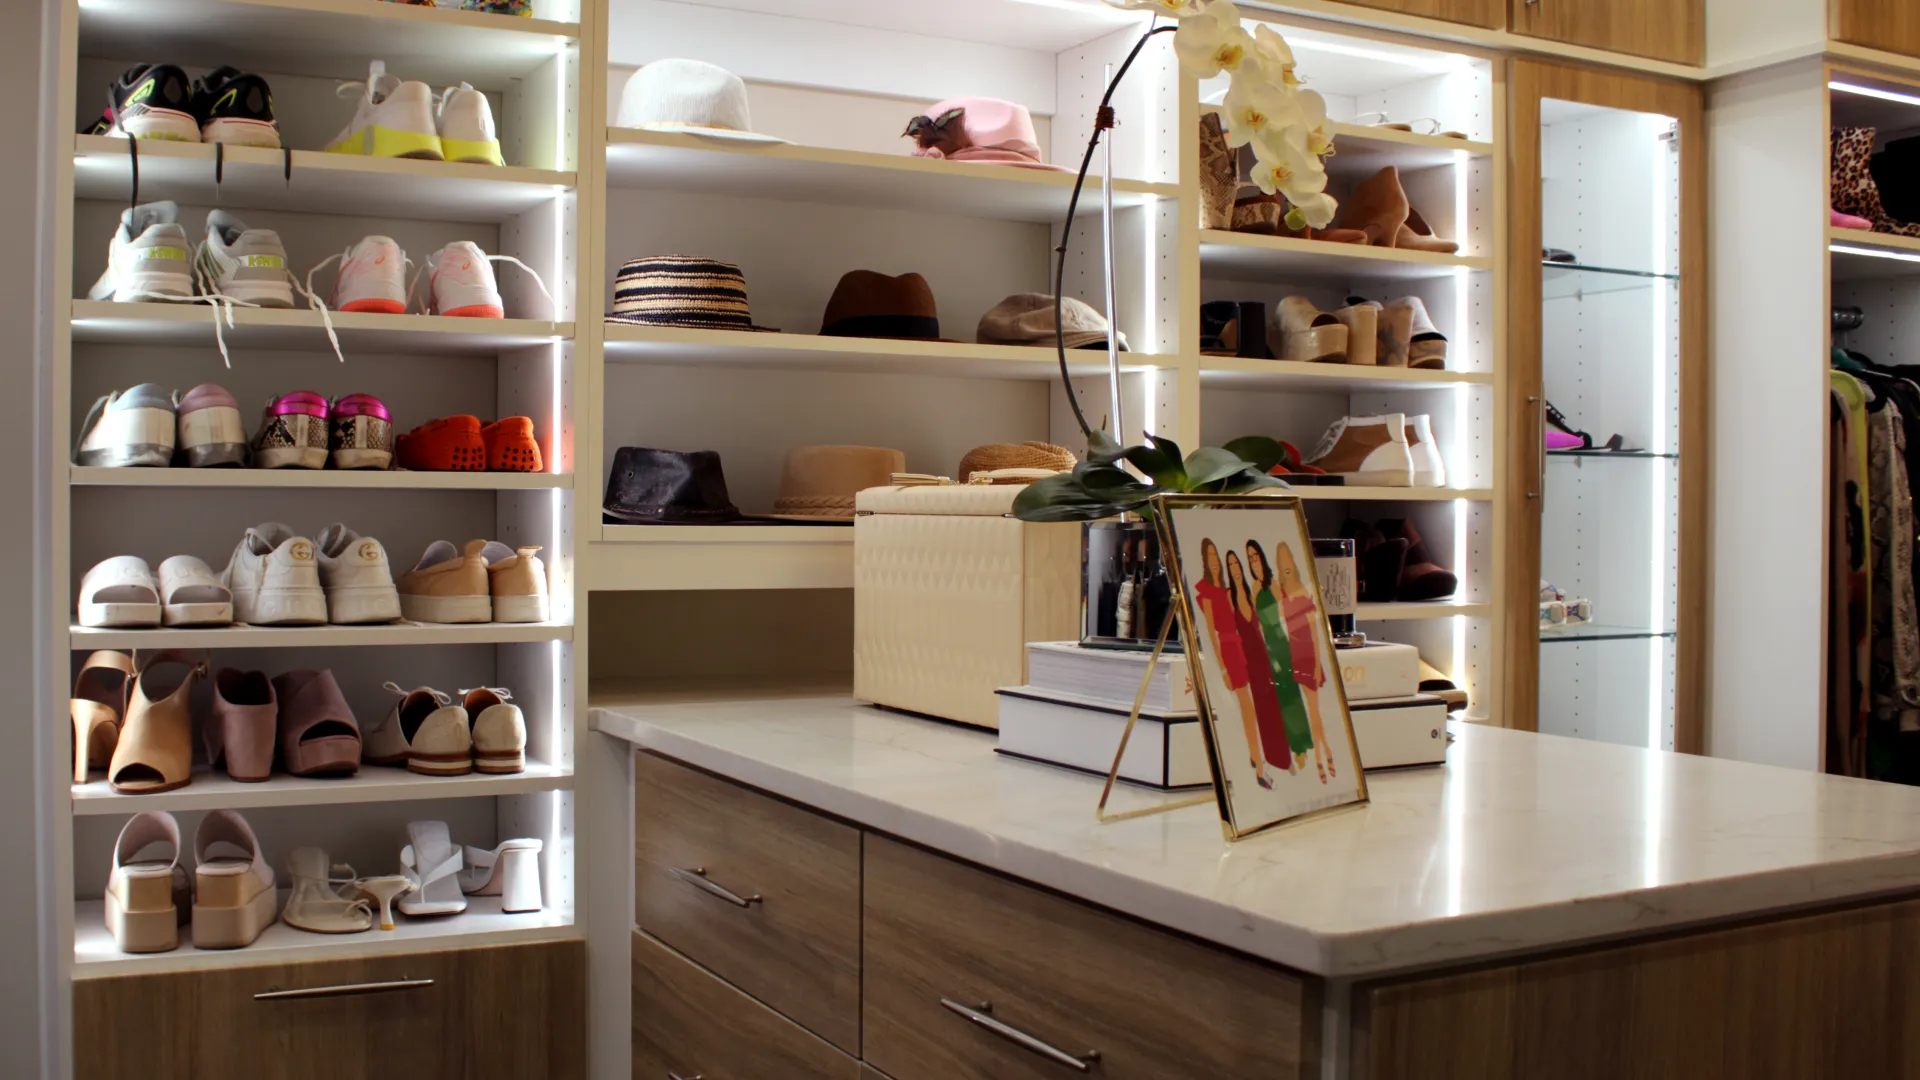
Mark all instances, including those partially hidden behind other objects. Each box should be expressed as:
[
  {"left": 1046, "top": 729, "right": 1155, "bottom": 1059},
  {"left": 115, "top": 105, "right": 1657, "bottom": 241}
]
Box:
[{"left": 1080, "top": 520, "right": 1181, "bottom": 651}]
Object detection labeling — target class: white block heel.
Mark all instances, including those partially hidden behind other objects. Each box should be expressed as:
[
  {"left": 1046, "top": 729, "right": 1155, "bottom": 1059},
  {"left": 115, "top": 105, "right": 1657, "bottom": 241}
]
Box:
[{"left": 458, "top": 839, "right": 543, "bottom": 913}]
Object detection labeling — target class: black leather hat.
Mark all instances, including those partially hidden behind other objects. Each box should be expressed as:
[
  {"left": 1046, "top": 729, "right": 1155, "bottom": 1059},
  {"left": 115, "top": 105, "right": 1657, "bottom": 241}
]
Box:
[{"left": 603, "top": 447, "right": 748, "bottom": 525}]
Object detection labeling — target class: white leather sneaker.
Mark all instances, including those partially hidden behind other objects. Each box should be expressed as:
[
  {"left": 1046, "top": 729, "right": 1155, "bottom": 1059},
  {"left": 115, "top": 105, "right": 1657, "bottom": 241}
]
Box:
[
  {"left": 1405, "top": 414, "right": 1447, "bottom": 488},
  {"left": 220, "top": 523, "right": 327, "bottom": 626},
  {"left": 88, "top": 201, "right": 192, "bottom": 303},
  {"left": 1305, "top": 413, "right": 1414, "bottom": 487},
  {"left": 315, "top": 523, "right": 402, "bottom": 624},
  {"left": 436, "top": 83, "right": 504, "bottom": 166},
  {"left": 418, "top": 242, "right": 504, "bottom": 318},
  {"left": 325, "top": 61, "right": 443, "bottom": 160},
  {"left": 310, "top": 235, "right": 409, "bottom": 316}
]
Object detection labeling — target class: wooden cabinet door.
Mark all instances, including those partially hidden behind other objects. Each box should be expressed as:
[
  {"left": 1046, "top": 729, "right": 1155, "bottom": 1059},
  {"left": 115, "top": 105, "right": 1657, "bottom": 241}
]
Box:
[
  {"left": 1833, "top": 0, "right": 1920, "bottom": 60},
  {"left": 1510, "top": 0, "right": 1703, "bottom": 65},
  {"left": 74, "top": 941, "right": 584, "bottom": 1080},
  {"left": 1323, "top": 0, "right": 1503, "bottom": 29}
]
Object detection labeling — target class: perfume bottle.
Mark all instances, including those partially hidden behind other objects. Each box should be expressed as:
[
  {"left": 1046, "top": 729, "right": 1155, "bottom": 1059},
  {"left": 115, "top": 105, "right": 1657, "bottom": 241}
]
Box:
[
  {"left": 1115, "top": 536, "right": 1139, "bottom": 639},
  {"left": 1094, "top": 528, "right": 1124, "bottom": 638},
  {"left": 1144, "top": 534, "right": 1177, "bottom": 643}
]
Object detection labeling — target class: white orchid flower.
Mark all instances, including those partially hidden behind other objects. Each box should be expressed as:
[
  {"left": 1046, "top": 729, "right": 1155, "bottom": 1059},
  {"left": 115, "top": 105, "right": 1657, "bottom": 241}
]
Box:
[
  {"left": 1250, "top": 24, "right": 1303, "bottom": 87},
  {"left": 1294, "top": 88, "right": 1335, "bottom": 157},
  {"left": 1103, "top": 0, "right": 1202, "bottom": 15},
  {"left": 1249, "top": 131, "right": 1329, "bottom": 199},
  {"left": 1286, "top": 191, "right": 1339, "bottom": 229},
  {"left": 1174, "top": 1, "right": 1256, "bottom": 80},
  {"left": 1220, "top": 79, "right": 1299, "bottom": 150}
]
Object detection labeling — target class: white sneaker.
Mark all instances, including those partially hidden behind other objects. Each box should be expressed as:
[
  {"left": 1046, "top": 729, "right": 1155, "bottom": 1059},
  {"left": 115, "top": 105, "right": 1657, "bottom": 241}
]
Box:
[
  {"left": 74, "top": 383, "right": 176, "bottom": 467},
  {"left": 1305, "top": 413, "right": 1414, "bottom": 487},
  {"left": 1405, "top": 414, "right": 1447, "bottom": 488},
  {"left": 315, "top": 524, "right": 403, "bottom": 625},
  {"left": 325, "top": 61, "right": 443, "bottom": 160},
  {"left": 309, "top": 236, "right": 409, "bottom": 316},
  {"left": 196, "top": 211, "right": 293, "bottom": 308},
  {"left": 220, "top": 523, "right": 328, "bottom": 626},
  {"left": 417, "top": 242, "right": 503, "bottom": 318},
  {"left": 436, "top": 83, "right": 504, "bottom": 166},
  {"left": 88, "top": 201, "right": 192, "bottom": 303}
]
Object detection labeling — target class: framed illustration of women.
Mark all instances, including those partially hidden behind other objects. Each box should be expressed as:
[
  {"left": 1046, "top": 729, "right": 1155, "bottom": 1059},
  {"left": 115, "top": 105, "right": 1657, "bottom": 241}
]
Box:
[{"left": 1152, "top": 494, "right": 1368, "bottom": 838}]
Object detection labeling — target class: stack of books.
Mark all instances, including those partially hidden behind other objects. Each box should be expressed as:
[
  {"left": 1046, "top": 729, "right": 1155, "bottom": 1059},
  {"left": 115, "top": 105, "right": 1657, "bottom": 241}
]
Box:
[{"left": 997, "top": 641, "right": 1452, "bottom": 790}]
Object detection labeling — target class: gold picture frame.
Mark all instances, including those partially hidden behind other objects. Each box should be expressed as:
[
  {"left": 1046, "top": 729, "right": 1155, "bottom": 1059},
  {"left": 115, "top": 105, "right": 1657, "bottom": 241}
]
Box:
[{"left": 1142, "top": 493, "right": 1369, "bottom": 840}]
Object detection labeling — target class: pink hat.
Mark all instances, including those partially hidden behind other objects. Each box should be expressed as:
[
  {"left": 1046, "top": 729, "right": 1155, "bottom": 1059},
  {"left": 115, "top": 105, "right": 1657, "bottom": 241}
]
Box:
[{"left": 903, "top": 97, "right": 1067, "bottom": 172}]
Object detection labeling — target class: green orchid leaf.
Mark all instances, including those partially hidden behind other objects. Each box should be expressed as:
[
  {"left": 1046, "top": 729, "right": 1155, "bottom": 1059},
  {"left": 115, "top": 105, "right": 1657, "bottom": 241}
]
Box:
[
  {"left": 1086, "top": 429, "right": 1127, "bottom": 466},
  {"left": 1184, "top": 447, "right": 1255, "bottom": 488},
  {"left": 1076, "top": 463, "right": 1157, "bottom": 499},
  {"left": 1218, "top": 469, "right": 1291, "bottom": 493},
  {"left": 1121, "top": 445, "right": 1183, "bottom": 489},
  {"left": 1222, "top": 435, "right": 1289, "bottom": 473},
  {"left": 1011, "top": 473, "right": 1128, "bottom": 522},
  {"left": 1145, "top": 431, "right": 1185, "bottom": 468}
]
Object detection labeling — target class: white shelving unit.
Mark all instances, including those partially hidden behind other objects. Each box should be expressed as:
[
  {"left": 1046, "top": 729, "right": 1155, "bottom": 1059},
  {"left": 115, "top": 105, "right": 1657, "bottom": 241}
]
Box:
[{"left": 48, "top": 0, "right": 589, "bottom": 1019}]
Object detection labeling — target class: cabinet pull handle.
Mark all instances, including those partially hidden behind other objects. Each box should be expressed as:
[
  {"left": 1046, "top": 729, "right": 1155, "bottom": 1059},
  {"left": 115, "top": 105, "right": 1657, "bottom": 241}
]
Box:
[
  {"left": 940, "top": 998, "right": 1100, "bottom": 1072},
  {"left": 668, "top": 1073, "right": 705, "bottom": 1080},
  {"left": 669, "top": 866, "right": 762, "bottom": 908},
  {"left": 254, "top": 978, "right": 434, "bottom": 1001}
]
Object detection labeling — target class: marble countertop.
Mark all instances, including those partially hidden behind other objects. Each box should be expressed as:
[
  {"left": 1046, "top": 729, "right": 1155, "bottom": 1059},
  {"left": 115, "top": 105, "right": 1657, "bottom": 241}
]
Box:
[{"left": 591, "top": 684, "right": 1920, "bottom": 978}]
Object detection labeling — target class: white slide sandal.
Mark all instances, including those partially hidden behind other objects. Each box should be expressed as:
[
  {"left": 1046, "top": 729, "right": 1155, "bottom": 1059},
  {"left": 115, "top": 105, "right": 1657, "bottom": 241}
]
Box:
[
  {"left": 397, "top": 820, "right": 468, "bottom": 917},
  {"left": 104, "top": 810, "right": 188, "bottom": 953},
  {"left": 457, "top": 838, "right": 543, "bottom": 913},
  {"left": 158, "top": 555, "right": 234, "bottom": 627},
  {"left": 280, "top": 846, "right": 373, "bottom": 934},
  {"left": 78, "top": 556, "right": 162, "bottom": 628}
]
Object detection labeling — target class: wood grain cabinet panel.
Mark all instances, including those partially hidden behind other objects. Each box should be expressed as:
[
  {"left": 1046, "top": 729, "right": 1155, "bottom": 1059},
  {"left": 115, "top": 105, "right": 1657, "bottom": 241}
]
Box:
[
  {"left": 862, "top": 836, "right": 1318, "bottom": 1080},
  {"left": 1509, "top": 0, "right": 1703, "bottom": 65},
  {"left": 633, "top": 752, "right": 863, "bottom": 1054},
  {"left": 73, "top": 941, "right": 585, "bottom": 1080},
  {"left": 631, "top": 930, "right": 860, "bottom": 1080},
  {"left": 1354, "top": 897, "right": 1920, "bottom": 1079},
  {"left": 1333, "top": 0, "right": 1503, "bottom": 29},
  {"left": 1833, "top": 0, "right": 1920, "bottom": 60}
]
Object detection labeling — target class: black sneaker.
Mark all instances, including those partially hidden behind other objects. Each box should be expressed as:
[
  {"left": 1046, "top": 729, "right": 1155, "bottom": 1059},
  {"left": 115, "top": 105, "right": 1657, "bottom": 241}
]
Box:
[
  {"left": 190, "top": 67, "right": 281, "bottom": 149},
  {"left": 85, "top": 64, "right": 198, "bottom": 142}
]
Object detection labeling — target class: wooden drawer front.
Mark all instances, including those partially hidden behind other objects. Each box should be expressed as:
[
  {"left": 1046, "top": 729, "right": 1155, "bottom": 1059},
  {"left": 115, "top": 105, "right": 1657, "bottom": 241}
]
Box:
[
  {"left": 632, "top": 930, "right": 860, "bottom": 1080},
  {"left": 634, "top": 751, "right": 862, "bottom": 1052},
  {"left": 862, "top": 837, "right": 1317, "bottom": 1080},
  {"left": 74, "top": 940, "right": 584, "bottom": 1080}
]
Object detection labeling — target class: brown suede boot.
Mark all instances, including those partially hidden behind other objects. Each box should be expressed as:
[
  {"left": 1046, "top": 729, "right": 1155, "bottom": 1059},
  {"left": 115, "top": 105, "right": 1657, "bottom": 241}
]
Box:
[
  {"left": 1305, "top": 414, "right": 1413, "bottom": 486},
  {"left": 1334, "top": 166, "right": 1411, "bottom": 247}
]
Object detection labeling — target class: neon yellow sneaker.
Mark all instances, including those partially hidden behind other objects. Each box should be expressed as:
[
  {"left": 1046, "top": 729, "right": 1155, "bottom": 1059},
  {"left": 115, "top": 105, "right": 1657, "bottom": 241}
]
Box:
[
  {"left": 325, "top": 61, "right": 443, "bottom": 161},
  {"left": 435, "top": 83, "right": 505, "bottom": 166}
]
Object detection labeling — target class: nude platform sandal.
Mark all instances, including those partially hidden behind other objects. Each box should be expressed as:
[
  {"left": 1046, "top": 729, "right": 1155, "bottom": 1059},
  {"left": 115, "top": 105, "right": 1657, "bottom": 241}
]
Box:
[
  {"left": 107, "top": 650, "right": 207, "bottom": 795},
  {"left": 104, "top": 811, "right": 189, "bottom": 953},
  {"left": 71, "top": 650, "right": 133, "bottom": 783},
  {"left": 191, "top": 810, "right": 279, "bottom": 949}
]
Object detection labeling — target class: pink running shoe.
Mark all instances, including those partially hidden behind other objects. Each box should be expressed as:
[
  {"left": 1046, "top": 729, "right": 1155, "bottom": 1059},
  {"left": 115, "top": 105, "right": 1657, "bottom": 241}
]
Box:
[
  {"left": 415, "top": 242, "right": 555, "bottom": 319},
  {"left": 174, "top": 384, "right": 246, "bottom": 468},
  {"left": 329, "top": 393, "right": 394, "bottom": 471},
  {"left": 253, "top": 391, "right": 330, "bottom": 470}
]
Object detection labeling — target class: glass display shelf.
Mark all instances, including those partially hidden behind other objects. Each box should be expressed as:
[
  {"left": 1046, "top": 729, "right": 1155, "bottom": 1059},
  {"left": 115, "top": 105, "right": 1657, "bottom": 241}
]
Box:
[
  {"left": 1547, "top": 449, "right": 1679, "bottom": 460},
  {"left": 1539, "top": 624, "right": 1675, "bottom": 644},
  {"left": 1542, "top": 261, "right": 1679, "bottom": 301}
]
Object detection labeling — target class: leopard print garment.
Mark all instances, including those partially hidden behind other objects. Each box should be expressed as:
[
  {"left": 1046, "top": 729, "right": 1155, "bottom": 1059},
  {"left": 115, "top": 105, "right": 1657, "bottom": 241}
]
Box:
[{"left": 1834, "top": 125, "right": 1920, "bottom": 237}]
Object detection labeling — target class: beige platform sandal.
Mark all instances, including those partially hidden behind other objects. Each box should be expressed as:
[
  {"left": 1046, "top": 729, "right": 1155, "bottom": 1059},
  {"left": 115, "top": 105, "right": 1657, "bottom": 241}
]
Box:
[
  {"left": 1273, "top": 297, "right": 1350, "bottom": 363},
  {"left": 191, "top": 810, "right": 279, "bottom": 949},
  {"left": 71, "top": 650, "right": 132, "bottom": 783},
  {"left": 108, "top": 650, "right": 207, "bottom": 795},
  {"left": 104, "top": 811, "right": 189, "bottom": 953}
]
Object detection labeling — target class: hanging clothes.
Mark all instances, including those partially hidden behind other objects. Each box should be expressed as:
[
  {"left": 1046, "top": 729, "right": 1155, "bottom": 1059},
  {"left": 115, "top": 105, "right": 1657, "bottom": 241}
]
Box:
[
  {"left": 1830, "top": 370, "right": 1872, "bottom": 777},
  {"left": 1866, "top": 398, "right": 1920, "bottom": 777}
]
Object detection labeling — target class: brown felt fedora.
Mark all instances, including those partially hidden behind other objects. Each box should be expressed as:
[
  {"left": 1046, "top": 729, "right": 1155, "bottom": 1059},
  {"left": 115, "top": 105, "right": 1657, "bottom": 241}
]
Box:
[{"left": 819, "top": 270, "right": 956, "bottom": 342}]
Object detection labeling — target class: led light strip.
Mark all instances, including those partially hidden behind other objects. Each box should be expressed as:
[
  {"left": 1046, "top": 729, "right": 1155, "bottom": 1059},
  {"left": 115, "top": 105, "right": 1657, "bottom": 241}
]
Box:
[
  {"left": 1829, "top": 81, "right": 1920, "bottom": 108},
  {"left": 1830, "top": 242, "right": 1920, "bottom": 263}
]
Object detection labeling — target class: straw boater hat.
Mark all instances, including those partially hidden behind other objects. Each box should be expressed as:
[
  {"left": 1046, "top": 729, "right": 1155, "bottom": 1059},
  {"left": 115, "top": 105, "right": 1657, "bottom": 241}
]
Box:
[
  {"left": 770, "top": 446, "right": 907, "bottom": 522},
  {"left": 615, "top": 59, "right": 786, "bottom": 143},
  {"left": 956, "top": 442, "right": 1077, "bottom": 484},
  {"left": 604, "top": 256, "right": 778, "bottom": 332}
]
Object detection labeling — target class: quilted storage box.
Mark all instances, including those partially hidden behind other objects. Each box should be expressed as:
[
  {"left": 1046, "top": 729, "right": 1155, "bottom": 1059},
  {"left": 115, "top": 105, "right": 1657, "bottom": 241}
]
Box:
[{"left": 854, "top": 484, "right": 1081, "bottom": 729}]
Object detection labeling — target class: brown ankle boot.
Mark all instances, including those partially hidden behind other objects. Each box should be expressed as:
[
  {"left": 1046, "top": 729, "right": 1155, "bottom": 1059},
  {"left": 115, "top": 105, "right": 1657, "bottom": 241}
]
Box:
[{"left": 1334, "top": 166, "right": 1411, "bottom": 247}]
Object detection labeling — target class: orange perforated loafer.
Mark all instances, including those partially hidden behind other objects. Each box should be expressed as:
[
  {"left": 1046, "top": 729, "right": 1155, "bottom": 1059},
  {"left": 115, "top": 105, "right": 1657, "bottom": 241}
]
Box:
[
  {"left": 395, "top": 415, "right": 484, "bottom": 472},
  {"left": 481, "top": 416, "right": 542, "bottom": 472}
]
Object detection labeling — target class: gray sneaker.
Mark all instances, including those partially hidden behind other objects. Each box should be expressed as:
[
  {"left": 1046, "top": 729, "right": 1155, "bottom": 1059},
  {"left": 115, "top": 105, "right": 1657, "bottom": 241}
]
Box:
[
  {"left": 87, "top": 201, "right": 191, "bottom": 303},
  {"left": 197, "top": 210, "right": 293, "bottom": 308},
  {"left": 74, "top": 383, "right": 176, "bottom": 467}
]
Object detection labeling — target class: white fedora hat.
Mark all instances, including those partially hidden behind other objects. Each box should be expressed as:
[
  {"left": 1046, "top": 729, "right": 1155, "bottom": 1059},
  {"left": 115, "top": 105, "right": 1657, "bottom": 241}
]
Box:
[{"left": 616, "top": 59, "right": 786, "bottom": 143}]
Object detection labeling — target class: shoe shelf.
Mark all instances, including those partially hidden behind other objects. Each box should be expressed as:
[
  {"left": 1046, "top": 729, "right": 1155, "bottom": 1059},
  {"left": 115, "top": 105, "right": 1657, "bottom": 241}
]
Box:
[
  {"left": 78, "top": 0, "right": 579, "bottom": 89},
  {"left": 68, "top": 621, "right": 573, "bottom": 650},
  {"left": 1541, "top": 261, "right": 1679, "bottom": 301},
  {"left": 1289, "top": 485, "right": 1494, "bottom": 502},
  {"left": 1828, "top": 227, "right": 1920, "bottom": 281},
  {"left": 69, "top": 300, "right": 573, "bottom": 356},
  {"left": 74, "top": 137, "right": 576, "bottom": 226},
  {"left": 71, "top": 896, "right": 575, "bottom": 979},
  {"left": 589, "top": 526, "right": 855, "bottom": 591},
  {"left": 602, "top": 323, "right": 1175, "bottom": 380},
  {"left": 1356, "top": 600, "right": 1491, "bottom": 621},
  {"left": 1322, "top": 122, "right": 1495, "bottom": 178},
  {"left": 69, "top": 466, "right": 572, "bottom": 491},
  {"left": 1198, "top": 230, "right": 1493, "bottom": 284},
  {"left": 72, "top": 762, "right": 573, "bottom": 816},
  {"left": 605, "top": 128, "right": 1180, "bottom": 225},
  {"left": 1196, "top": 353, "right": 1492, "bottom": 390}
]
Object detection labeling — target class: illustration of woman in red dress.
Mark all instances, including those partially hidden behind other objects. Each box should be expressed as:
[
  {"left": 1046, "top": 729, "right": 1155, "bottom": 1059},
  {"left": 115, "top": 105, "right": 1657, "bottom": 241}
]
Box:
[
  {"left": 1226, "top": 551, "right": 1291, "bottom": 782},
  {"left": 1194, "top": 539, "right": 1270, "bottom": 787},
  {"left": 1274, "top": 540, "right": 1336, "bottom": 780}
]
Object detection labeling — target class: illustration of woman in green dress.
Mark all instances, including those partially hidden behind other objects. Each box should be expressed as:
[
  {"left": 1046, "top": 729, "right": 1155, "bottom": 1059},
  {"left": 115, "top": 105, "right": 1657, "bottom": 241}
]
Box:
[{"left": 1246, "top": 540, "right": 1319, "bottom": 781}]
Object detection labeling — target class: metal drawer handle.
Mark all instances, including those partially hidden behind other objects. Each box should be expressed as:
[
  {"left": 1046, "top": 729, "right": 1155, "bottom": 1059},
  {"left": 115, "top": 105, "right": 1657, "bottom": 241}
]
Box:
[
  {"left": 940, "top": 998, "right": 1099, "bottom": 1072},
  {"left": 668, "top": 1073, "right": 705, "bottom": 1080},
  {"left": 670, "top": 866, "right": 762, "bottom": 908},
  {"left": 254, "top": 978, "right": 434, "bottom": 1001}
]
